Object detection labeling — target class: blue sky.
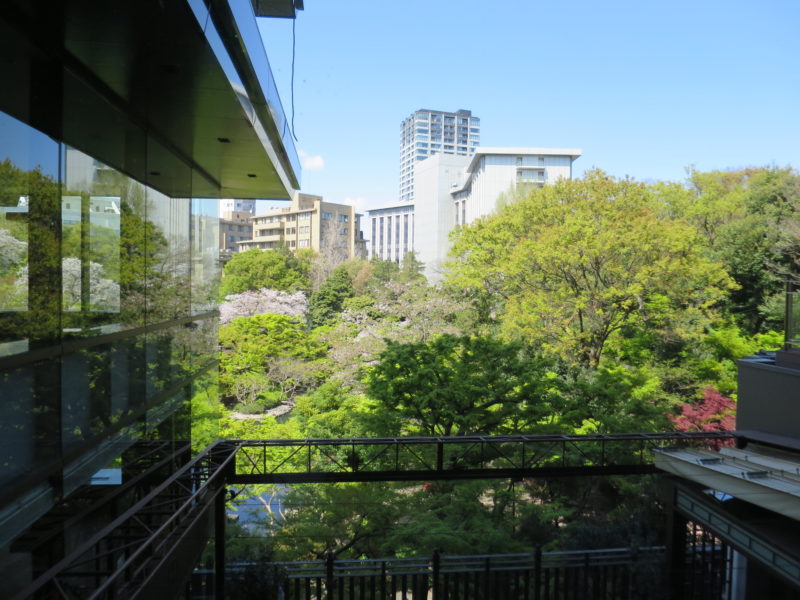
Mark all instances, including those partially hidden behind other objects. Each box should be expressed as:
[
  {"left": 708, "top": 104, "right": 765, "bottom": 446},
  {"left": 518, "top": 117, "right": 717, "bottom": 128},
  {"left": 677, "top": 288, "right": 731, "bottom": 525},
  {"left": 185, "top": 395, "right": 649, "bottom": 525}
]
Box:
[{"left": 258, "top": 0, "right": 800, "bottom": 213}]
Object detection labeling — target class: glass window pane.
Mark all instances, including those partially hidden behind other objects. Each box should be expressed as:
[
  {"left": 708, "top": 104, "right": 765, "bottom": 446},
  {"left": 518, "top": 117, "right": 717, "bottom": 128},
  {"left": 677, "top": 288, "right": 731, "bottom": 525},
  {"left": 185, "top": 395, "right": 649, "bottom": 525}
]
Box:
[
  {"left": 0, "top": 112, "right": 61, "bottom": 356},
  {"left": 191, "top": 197, "right": 220, "bottom": 315}
]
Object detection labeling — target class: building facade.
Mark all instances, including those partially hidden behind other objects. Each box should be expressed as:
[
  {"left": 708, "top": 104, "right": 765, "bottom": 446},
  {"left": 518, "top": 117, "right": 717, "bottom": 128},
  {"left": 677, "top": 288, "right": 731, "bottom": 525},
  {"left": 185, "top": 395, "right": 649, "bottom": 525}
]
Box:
[
  {"left": 407, "top": 147, "right": 581, "bottom": 281},
  {"left": 220, "top": 210, "right": 254, "bottom": 256},
  {"left": 366, "top": 204, "right": 415, "bottom": 263},
  {"left": 0, "top": 0, "right": 301, "bottom": 596},
  {"left": 399, "top": 109, "right": 479, "bottom": 204},
  {"left": 219, "top": 198, "right": 256, "bottom": 215},
  {"left": 451, "top": 147, "right": 582, "bottom": 227},
  {"left": 412, "top": 154, "right": 472, "bottom": 278},
  {"left": 240, "top": 193, "right": 366, "bottom": 260},
  {"left": 654, "top": 290, "right": 800, "bottom": 596}
]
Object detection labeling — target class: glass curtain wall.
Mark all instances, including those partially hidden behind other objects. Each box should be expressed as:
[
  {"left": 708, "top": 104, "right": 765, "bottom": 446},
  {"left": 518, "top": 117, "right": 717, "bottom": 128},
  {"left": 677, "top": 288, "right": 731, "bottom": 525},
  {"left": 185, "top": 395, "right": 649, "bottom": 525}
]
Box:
[{"left": 0, "top": 107, "right": 220, "bottom": 547}]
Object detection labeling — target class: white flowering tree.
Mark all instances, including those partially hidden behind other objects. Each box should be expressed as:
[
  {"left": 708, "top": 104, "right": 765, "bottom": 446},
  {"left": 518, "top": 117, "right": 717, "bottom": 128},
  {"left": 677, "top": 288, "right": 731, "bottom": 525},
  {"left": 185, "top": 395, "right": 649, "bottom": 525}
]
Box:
[
  {"left": 219, "top": 288, "right": 307, "bottom": 324},
  {"left": 15, "top": 256, "right": 120, "bottom": 312}
]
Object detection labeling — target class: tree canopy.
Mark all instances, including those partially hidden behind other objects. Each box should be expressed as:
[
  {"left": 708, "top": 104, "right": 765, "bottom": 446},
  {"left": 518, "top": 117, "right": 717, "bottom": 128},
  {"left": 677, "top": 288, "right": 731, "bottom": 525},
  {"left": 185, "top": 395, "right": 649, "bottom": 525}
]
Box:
[
  {"left": 204, "top": 165, "right": 798, "bottom": 565},
  {"left": 365, "top": 334, "right": 556, "bottom": 436},
  {"left": 447, "top": 170, "right": 734, "bottom": 367},
  {"left": 220, "top": 248, "right": 311, "bottom": 298}
]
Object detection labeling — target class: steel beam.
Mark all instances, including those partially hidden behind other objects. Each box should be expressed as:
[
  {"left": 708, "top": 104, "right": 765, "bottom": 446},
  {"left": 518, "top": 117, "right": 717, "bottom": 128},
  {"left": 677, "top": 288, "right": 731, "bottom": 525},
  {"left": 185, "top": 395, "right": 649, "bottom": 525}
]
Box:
[{"left": 230, "top": 464, "right": 658, "bottom": 484}]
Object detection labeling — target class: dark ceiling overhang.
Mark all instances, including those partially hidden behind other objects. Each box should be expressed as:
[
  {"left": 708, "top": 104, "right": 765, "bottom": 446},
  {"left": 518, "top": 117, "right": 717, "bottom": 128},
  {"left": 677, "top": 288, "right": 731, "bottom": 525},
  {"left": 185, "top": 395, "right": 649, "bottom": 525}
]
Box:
[
  {"left": 0, "top": 0, "right": 300, "bottom": 199},
  {"left": 252, "top": 0, "right": 304, "bottom": 19}
]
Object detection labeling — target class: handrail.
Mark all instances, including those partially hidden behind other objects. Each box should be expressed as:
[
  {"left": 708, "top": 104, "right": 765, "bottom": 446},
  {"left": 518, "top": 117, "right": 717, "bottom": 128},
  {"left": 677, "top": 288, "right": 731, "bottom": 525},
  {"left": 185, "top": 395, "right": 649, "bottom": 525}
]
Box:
[
  {"left": 14, "top": 431, "right": 738, "bottom": 599},
  {"left": 15, "top": 441, "right": 240, "bottom": 600},
  {"left": 270, "top": 546, "right": 667, "bottom": 577},
  {"left": 231, "top": 431, "right": 737, "bottom": 484}
]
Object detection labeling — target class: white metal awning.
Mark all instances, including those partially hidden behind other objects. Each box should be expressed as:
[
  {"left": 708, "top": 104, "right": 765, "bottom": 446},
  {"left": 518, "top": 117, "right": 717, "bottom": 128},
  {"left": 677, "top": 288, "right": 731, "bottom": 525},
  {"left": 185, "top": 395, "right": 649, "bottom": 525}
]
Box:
[{"left": 655, "top": 446, "right": 800, "bottom": 521}]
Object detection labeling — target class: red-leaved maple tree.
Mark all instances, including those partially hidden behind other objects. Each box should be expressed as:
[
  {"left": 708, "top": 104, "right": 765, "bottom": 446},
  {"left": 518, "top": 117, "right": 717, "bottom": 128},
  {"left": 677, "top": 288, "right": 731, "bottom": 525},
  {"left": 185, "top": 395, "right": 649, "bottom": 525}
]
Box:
[{"left": 670, "top": 387, "right": 736, "bottom": 448}]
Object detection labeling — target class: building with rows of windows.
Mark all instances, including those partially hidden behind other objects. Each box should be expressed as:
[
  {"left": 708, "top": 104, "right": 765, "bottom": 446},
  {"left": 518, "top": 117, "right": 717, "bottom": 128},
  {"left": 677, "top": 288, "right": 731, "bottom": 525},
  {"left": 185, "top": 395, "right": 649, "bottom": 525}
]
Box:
[
  {"left": 220, "top": 210, "right": 255, "bottom": 256},
  {"left": 399, "top": 108, "right": 480, "bottom": 204},
  {"left": 219, "top": 198, "right": 256, "bottom": 215},
  {"left": 450, "top": 147, "right": 582, "bottom": 228},
  {"left": 240, "top": 192, "right": 366, "bottom": 260},
  {"left": 372, "top": 147, "right": 581, "bottom": 279},
  {"left": 366, "top": 203, "right": 415, "bottom": 263}
]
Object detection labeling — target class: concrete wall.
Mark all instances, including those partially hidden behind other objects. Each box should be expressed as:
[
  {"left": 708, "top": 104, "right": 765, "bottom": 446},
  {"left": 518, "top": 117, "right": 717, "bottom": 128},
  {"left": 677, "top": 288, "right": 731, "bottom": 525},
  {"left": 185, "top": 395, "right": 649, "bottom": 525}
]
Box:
[
  {"left": 366, "top": 204, "right": 414, "bottom": 262},
  {"left": 460, "top": 153, "right": 574, "bottom": 226},
  {"left": 413, "top": 154, "right": 470, "bottom": 280},
  {"left": 737, "top": 356, "right": 800, "bottom": 441}
]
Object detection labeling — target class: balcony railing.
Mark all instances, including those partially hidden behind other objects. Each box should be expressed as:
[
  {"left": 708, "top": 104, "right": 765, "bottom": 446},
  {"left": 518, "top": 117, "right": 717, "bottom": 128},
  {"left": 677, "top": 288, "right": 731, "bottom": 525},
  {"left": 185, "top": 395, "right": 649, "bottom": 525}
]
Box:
[{"left": 218, "top": 548, "right": 668, "bottom": 600}]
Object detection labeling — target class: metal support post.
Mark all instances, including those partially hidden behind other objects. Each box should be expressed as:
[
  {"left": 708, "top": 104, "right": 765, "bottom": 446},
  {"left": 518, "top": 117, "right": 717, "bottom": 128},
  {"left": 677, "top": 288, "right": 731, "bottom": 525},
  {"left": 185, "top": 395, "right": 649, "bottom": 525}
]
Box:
[
  {"left": 665, "top": 482, "right": 688, "bottom": 600},
  {"left": 326, "top": 551, "right": 335, "bottom": 598},
  {"left": 432, "top": 550, "right": 440, "bottom": 600},
  {"left": 215, "top": 488, "right": 226, "bottom": 600}
]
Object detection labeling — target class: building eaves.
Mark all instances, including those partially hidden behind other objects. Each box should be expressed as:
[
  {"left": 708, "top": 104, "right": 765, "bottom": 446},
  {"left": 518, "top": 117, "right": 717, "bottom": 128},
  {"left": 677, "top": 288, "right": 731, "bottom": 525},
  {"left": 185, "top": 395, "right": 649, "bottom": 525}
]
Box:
[
  {"left": 655, "top": 446, "right": 800, "bottom": 521},
  {"left": 366, "top": 203, "right": 415, "bottom": 215},
  {"left": 251, "top": 0, "right": 304, "bottom": 18},
  {"left": 464, "top": 147, "right": 583, "bottom": 174},
  {"left": 5, "top": 0, "right": 303, "bottom": 199}
]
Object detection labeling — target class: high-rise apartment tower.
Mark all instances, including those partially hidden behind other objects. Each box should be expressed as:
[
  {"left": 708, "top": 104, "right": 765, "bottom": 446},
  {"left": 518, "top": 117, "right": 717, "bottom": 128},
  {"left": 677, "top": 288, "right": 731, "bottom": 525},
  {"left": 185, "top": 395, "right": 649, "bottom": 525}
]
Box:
[{"left": 399, "top": 109, "right": 479, "bottom": 203}]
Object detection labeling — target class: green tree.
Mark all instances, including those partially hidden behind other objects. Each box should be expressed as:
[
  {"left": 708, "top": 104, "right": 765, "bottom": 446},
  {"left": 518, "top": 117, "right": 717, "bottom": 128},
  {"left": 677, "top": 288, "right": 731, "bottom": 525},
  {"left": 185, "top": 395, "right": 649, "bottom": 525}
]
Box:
[
  {"left": 663, "top": 167, "right": 800, "bottom": 333},
  {"left": 381, "top": 480, "right": 527, "bottom": 556},
  {"left": 307, "top": 265, "right": 354, "bottom": 328},
  {"left": 218, "top": 314, "right": 326, "bottom": 409},
  {"left": 220, "top": 248, "right": 310, "bottom": 299},
  {"left": 364, "top": 334, "right": 555, "bottom": 436},
  {"left": 291, "top": 381, "right": 376, "bottom": 438},
  {"left": 448, "top": 171, "right": 734, "bottom": 367},
  {"left": 271, "top": 483, "right": 402, "bottom": 560},
  {"left": 665, "top": 168, "right": 752, "bottom": 245},
  {"left": 397, "top": 251, "right": 426, "bottom": 283},
  {"left": 369, "top": 258, "right": 400, "bottom": 284}
]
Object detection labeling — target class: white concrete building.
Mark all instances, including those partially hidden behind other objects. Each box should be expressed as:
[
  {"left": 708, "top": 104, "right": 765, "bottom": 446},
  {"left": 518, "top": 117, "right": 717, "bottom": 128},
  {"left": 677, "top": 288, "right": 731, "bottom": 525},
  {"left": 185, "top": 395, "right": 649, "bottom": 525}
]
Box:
[
  {"left": 418, "top": 147, "right": 581, "bottom": 281},
  {"left": 372, "top": 146, "right": 582, "bottom": 280},
  {"left": 412, "top": 154, "right": 471, "bottom": 278},
  {"left": 367, "top": 204, "right": 414, "bottom": 263},
  {"left": 452, "top": 147, "right": 581, "bottom": 227},
  {"left": 400, "top": 109, "right": 479, "bottom": 204}
]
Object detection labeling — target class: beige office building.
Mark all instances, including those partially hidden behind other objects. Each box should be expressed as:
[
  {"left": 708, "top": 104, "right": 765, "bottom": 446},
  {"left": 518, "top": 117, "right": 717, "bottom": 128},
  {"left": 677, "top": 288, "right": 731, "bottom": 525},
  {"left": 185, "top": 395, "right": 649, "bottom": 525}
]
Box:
[
  {"left": 219, "top": 210, "right": 254, "bottom": 257},
  {"left": 239, "top": 193, "right": 366, "bottom": 259}
]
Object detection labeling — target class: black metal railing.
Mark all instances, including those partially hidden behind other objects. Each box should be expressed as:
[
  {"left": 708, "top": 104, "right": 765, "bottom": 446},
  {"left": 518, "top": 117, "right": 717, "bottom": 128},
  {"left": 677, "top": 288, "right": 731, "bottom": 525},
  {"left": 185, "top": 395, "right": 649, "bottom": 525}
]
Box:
[
  {"left": 211, "top": 547, "right": 667, "bottom": 600},
  {"left": 15, "top": 432, "right": 739, "bottom": 599},
  {"left": 10, "top": 440, "right": 192, "bottom": 554},
  {"left": 682, "top": 524, "right": 732, "bottom": 600},
  {"left": 15, "top": 441, "right": 241, "bottom": 600},
  {"left": 230, "top": 432, "right": 737, "bottom": 484}
]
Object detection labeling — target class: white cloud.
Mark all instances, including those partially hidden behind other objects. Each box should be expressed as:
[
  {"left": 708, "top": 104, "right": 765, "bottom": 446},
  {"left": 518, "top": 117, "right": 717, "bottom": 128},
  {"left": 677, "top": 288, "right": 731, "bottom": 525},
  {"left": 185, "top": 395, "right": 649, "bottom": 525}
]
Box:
[{"left": 298, "top": 149, "right": 325, "bottom": 171}]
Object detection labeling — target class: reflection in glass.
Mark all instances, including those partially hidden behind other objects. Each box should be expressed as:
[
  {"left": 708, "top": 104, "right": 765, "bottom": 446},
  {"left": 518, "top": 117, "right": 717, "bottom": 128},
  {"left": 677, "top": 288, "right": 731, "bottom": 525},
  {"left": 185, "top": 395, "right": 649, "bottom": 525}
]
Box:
[
  {"left": 61, "top": 194, "right": 121, "bottom": 314},
  {"left": 0, "top": 110, "right": 223, "bottom": 551},
  {"left": 62, "top": 148, "right": 136, "bottom": 325},
  {"left": 0, "top": 112, "right": 60, "bottom": 353},
  {"left": 0, "top": 364, "right": 36, "bottom": 487},
  {"left": 191, "top": 198, "right": 220, "bottom": 314},
  {"left": 145, "top": 189, "right": 192, "bottom": 321}
]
